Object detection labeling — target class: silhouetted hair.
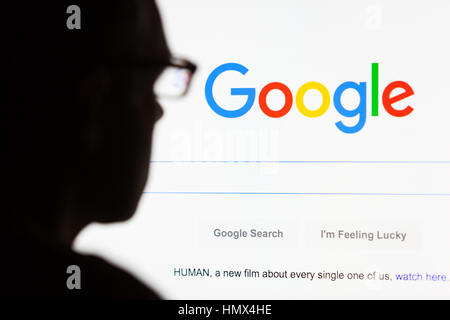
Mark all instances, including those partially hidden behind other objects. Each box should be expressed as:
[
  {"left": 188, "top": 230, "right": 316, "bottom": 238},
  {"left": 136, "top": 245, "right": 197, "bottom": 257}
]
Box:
[{"left": 2, "top": 1, "right": 169, "bottom": 226}]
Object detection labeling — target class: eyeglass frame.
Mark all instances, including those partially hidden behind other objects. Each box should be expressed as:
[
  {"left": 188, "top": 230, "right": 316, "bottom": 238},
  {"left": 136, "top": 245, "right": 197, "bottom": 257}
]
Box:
[
  {"left": 154, "top": 57, "right": 197, "bottom": 98},
  {"left": 101, "top": 56, "right": 197, "bottom": 98}
]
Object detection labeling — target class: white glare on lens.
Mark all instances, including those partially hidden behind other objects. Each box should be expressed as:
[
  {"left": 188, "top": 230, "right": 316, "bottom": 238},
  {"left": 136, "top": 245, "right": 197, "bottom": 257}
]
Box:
[{"left": 154, "top": 67, "right": 190, "bottom": 97}]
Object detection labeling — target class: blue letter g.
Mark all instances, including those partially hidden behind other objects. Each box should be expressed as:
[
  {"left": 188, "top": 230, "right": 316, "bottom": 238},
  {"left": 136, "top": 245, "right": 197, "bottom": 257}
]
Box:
[{"left": 205, "top": 63, "right": 255, "bottom": 118}]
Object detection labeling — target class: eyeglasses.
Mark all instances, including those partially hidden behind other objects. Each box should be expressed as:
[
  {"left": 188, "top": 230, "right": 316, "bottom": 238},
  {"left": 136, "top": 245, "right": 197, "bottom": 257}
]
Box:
[
  {"left": 103, "top": 56, "right": 197, "bottom": 99},
  {"left": 153, "top": 57, "right": 197, "bottom": 99}
]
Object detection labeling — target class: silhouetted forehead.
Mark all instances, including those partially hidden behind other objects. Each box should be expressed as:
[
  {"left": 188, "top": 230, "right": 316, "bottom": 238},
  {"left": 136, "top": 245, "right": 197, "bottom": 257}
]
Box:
[
  {"left": 76, "top": 0, "right": 171, "bottom": 63},
  {"left": 3, "top": 1, "right": 171, "bottom": 70},
  {"left": 124, "top": 0, "right": 171, "bottom": 62}
]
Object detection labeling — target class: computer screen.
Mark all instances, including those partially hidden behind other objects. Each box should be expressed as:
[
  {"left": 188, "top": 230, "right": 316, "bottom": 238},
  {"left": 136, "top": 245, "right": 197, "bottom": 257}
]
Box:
[{"left": 75, "top": 0, "right": 450, "bottom": 299}]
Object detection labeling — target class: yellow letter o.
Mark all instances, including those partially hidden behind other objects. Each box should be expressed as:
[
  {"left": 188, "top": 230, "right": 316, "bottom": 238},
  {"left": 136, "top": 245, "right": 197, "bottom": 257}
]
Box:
[{"left": 296, "top": 82, "right": 330, "bottom": 118}]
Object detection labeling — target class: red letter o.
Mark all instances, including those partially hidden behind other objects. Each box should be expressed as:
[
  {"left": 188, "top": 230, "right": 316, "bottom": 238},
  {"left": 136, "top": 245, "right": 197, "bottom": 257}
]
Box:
[{"left": 259, "top": 82, "right": 293, "bottom": 118}]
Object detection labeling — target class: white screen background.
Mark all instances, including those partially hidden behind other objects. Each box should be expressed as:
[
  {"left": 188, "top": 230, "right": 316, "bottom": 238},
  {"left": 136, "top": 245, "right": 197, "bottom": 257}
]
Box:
[{"left": 75, "top": 0, "right": 450, "bottom": 299}]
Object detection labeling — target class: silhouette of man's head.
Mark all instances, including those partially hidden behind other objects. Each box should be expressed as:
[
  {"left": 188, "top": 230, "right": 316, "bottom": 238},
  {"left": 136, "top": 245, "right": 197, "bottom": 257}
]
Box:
[{"left": 3, "top": 1, "right": 170, "bottom": 243}]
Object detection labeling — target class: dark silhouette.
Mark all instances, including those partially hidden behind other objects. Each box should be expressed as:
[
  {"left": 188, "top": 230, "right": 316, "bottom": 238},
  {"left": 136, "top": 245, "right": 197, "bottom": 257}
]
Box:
[{"left": 1, "top": 0, "right": 177, "bottom": 299}]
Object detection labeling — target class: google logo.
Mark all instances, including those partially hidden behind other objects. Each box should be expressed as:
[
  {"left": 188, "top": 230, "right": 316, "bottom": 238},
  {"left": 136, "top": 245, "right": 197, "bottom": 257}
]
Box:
[{"left": 205, "top": 63, "right": 414, "bottom": 134}]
